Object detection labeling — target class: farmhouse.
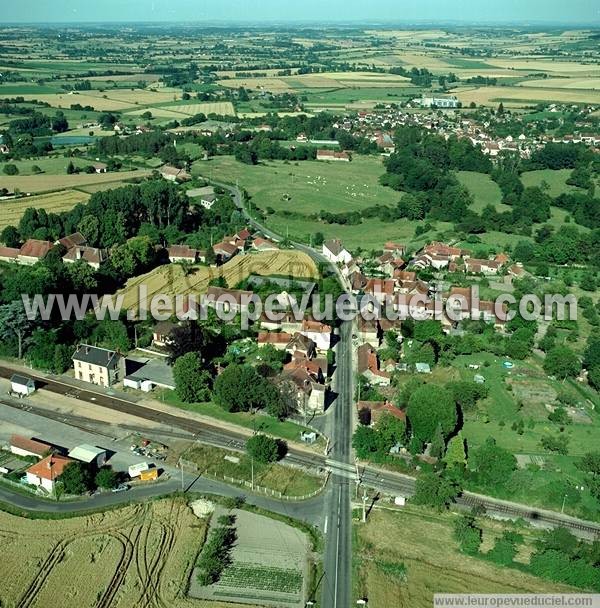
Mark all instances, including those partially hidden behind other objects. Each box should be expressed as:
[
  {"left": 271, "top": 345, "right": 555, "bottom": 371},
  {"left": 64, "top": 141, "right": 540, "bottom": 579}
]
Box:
[
  {"left": 123, "top": 358, "right": 176, "bottom": 392},
  {"left": 160, "top": 165, "right": 191, "bottom": 182},
  {"left": 300, "top": 319, "right": 332, "bottom": 351},
  {"left": 252, "top": 237, "right": 278, "bottom": 252},
  {"left": 280, "top": 367, "right": 326, "bottom": 414},
  {"left": 212, "top": 240, "right": 238, "bottom": 261},
  {"left": 418, "top": 96, "right": 460, "bottom": 109},
  {"left": 322, "top": 239, "right": 352, "bottom": 265},
  {"left": 72, "top": 344, "right": 122, "bottom": 387},
  {"left": 205, "top": 286, "right": 254, "bottom": 314},
  {"left": 168, "top": 244, "right": 199, "bottom": 263},
  {"left": 152, "top": 320, "right": 177, "bottom": 347},
  {"left": 0, "top": 246, "right": 19, "bottom": 263},
  {"left": 316, "top": 149, "right": 350, "bottom": 162},
  {"left": 257, "top": 331, "right": 293, "bottom": 350},
  {"left": 286, "top": 332, "right": 316, "bottom": 359},
  {"left": 17, "top": 239, "right": 53, "bottom": 265},
  {"left": 25, "top": 454, "right": 74, "bottom": 493},
  {"left": 62, "top": 246, "right": 105, "bottom": 270},
  {"left": 357, "top": 401, "right": 406, "bottom": 425},
  {"left": 464, "top": 258, "right": 502, "bottom": 275},
  {"left": 357, "top": 343, "right": 391, "bottom": 386},
  {"left": 58, "top": 232, "right": 87, "bottom": 250}
]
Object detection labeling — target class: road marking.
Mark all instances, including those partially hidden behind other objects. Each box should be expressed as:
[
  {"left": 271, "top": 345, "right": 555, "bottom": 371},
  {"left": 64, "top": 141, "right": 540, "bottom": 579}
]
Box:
[
  {"left": 334, "top": 485, "right": 341, "bottom": 608},
  {"left": 324, "top": 516, "right": 328, "bottom": 534}
]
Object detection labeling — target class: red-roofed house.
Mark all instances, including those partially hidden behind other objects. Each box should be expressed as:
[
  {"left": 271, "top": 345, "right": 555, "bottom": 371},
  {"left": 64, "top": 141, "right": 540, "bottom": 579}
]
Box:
[
  {"left": 252, "top": 238, "right": 278, "bottom": 252},
  {"left": 26, "top": 454, "right": 74, "bottom": 493},
  {"left": 10, "top": 435, "right": 55, "bottom": 459},
  {"left": 357, "top": 343, "right": 391, "bottom": 386},
  {"left": 357, "top": 401, "right": 406, "bottom": 425},
  {"left": 257, "top": 331, "right": 293, "bottom": 350},
  {"left": 0, "top": 246, "right": 19, "bottom": 263}
]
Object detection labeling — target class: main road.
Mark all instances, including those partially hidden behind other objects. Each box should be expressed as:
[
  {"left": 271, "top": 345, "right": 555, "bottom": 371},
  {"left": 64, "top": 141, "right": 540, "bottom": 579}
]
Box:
[{"left": 213, "top": 178, "right": 357, "bottom": 607}]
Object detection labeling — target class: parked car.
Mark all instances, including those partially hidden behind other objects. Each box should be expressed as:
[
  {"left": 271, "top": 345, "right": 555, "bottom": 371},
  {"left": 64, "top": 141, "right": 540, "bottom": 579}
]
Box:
[{"left": 111, "top": 484, "right": 130, "bottom": 493}]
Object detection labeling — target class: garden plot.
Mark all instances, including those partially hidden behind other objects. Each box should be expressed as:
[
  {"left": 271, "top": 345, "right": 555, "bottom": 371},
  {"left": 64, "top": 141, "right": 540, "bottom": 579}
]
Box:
[{"left": 189, "top": 507, "right": 310, "bottom": 608}]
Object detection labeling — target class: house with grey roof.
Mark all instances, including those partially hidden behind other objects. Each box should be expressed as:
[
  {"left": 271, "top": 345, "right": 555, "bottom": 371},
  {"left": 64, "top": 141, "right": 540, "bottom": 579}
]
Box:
[{"left": 72, "top": 344, "right": 122, "bottom": 387}]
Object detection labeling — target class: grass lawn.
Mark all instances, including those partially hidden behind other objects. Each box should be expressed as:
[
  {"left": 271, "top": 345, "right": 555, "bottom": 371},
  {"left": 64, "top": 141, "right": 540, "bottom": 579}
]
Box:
[
  {"left": 183, "top": 443, "right": 324, "bottom": 497},
  {"left": 353, "top": 505, "right": 574, "bottom": 607},
  {"left": 158, "top": 389, "right": 314, "bottom": 443}
]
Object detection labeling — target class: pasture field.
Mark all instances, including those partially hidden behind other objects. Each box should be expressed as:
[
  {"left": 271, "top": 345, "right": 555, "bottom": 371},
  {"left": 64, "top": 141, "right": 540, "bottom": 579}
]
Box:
[
  {"left": 0, "top": 169, "right": 151, "bottom": 194},
  {"left": 0, "top": 498, "right": 260, "bottom": 608},
  {"left": 194, "top": 155, "right": 424, "bottom": 249},
  {"left": 448, "top": 353, "right": 600, "bottom": 520},
  {"left": 0, "top": 190, "right": 90, "bottom": 231},
  {"left": 456, "top": 171, "right": 507, "bottom": 213},
  {"left": 521, "top": 169, "right": 580, "bottom": 197},
  {"left": 353, "top": 505, "right": 575, "bottom": 607},
  {"left": 115, "top": 250, "right": 318, "bottom": 311},
  {"left": 1, "top": 156, "right": 91, "bottom": 176}
]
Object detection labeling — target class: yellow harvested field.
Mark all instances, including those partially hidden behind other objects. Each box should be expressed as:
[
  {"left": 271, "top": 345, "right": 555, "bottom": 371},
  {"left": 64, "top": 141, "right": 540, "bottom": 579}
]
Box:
[
  {"left": 0, "top": 498, "right": 257, "bottom": 608},
  {"left": 20, "top": 93, "right": 133, "bottom": 111},
  {"left": 486, "top": 58, "right": 600, "bottom": 76},
  {"left": 83, "top": 88, "right": 180, "bottom": 105},
  {"left": 219, "top": 71, "right": 410, "bottom": 91},
  {"left": 1, "top": 169, "right": 151, "bottom": 194},
  {"left": 116, "top": 250, "right": 318, "bottom": 311},
  {"left": 20, "top": 89, "right": 180, "bottom": 110},
  {"left": 127, "top": 101, "right": 235, "bottom": 117},
  {"left": 520, "top": 77, "right": 600, "bottom": 90},
  {"left": 453, "top": 85, "right": 600, "bottom": 107},
  {"left": 218, "top": 77, "right": 292, "bottom": 91},
  {"left": 0, "top": 190, "right": 90, "bottom": 230},
  {"left": 125, "top": 106, "right": 190, "bottom": 118}
]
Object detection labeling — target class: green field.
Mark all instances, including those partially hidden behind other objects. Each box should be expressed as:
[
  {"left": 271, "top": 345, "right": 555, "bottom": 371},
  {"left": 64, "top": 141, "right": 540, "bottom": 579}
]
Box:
[
  {"left": 521, "top": 169, "right": 580, "bottom": 197},
  {"left": 456, "top": 171, "right": 507, "bottom": 213},
  {"left": 193, "top": 155, "right": 447, "bottom": 250}
]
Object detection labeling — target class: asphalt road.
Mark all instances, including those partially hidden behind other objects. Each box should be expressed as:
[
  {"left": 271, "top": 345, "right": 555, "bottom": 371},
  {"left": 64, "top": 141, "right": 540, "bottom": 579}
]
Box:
[
  {"left": 213, "top": 178, "right": 357, "bottom": 606},
  {"left": 321, "top": 320, "right": 353, "bottom": 608}
]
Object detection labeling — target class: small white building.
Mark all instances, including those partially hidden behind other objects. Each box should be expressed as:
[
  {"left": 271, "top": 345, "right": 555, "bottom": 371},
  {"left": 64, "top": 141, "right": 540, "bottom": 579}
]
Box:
[{"left": 10, "top": 374, "right": 36, "bottom": 396}]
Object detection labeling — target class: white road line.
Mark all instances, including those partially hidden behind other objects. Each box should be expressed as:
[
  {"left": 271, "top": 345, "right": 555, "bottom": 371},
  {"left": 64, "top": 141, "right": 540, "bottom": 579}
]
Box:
[
  {"left": 333, "top": 485, "right": 341, "bottom": 608},
  {"left": 324, "top": 515, "right": 328, "bottom": 535}
]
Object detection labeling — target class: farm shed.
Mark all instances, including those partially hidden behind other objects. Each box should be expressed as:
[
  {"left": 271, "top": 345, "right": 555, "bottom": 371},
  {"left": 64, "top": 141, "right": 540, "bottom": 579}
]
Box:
[
  {"left": 123, "top": 358, "right": 175, "bottom": 392},
  {"left": 68, "top": 444, "right": 107, "bottom": 468}
]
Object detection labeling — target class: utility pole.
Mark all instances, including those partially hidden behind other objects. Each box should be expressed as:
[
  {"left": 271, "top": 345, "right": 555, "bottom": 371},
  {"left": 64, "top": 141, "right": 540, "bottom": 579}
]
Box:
[
  {"left": 362, "top": 488, "right": 368, "bottom": 523},
  {"left": 561, "top": 493, "right": 568, "bottom": 514},
  {"left": 179, "top": 459, "right": 184, "bottom": 492}
]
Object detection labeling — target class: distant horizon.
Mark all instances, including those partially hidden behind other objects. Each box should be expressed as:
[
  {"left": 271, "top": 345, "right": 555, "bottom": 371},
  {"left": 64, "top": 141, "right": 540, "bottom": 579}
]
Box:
[
  {"left": 0, "top": 0, "right": 597, "bottom": 26},
  {"left": 2, "top": 19, "right": 600, "bottom": 27}
]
